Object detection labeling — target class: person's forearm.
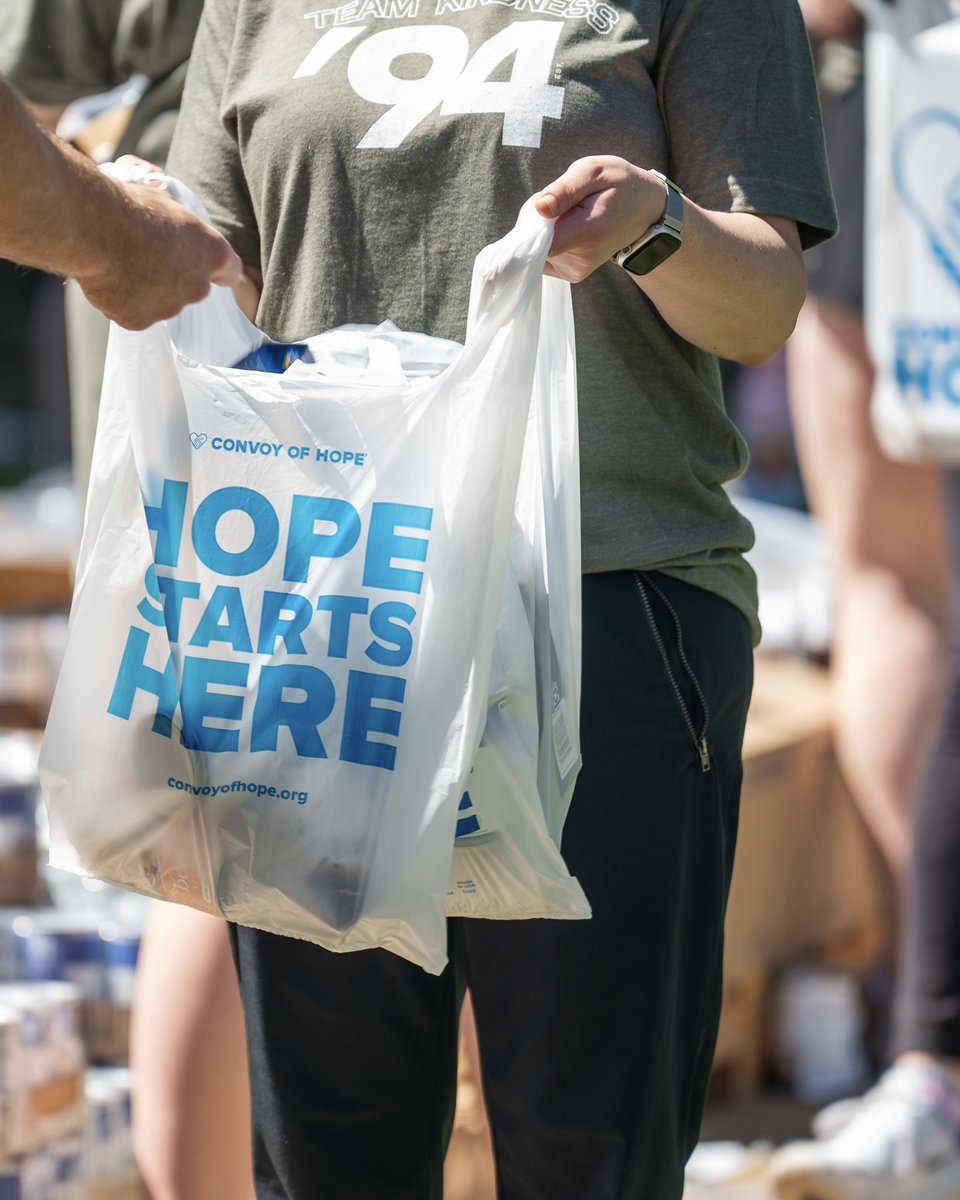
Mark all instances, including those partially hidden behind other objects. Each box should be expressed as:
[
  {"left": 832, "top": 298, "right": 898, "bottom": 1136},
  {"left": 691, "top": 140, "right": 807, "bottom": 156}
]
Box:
[
  {"left": 529, "top": 156, "right": 807, "bottom": 367},
  {"left": 638, "top": 203, "right": 807, "bottom": 367},
  {"left": 0, "top": 75, "right": 124, "bottom": 279},
  {"left": 1, "top": 75, "right": 242, "bottom": 329},
  {"left": 796, "top": 0, "right": 863, "bottom": 39}
]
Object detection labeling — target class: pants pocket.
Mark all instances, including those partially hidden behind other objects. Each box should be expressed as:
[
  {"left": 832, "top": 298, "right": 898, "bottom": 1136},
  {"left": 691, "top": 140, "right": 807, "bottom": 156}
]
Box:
[{"left": 634, "top": 571, "right": 711, "bottom": 773}]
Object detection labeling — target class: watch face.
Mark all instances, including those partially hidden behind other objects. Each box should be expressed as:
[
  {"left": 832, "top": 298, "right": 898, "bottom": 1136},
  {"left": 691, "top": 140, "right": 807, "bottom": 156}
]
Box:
[{"left": 621, "top": 229, "right": 682, "bottom": 276}]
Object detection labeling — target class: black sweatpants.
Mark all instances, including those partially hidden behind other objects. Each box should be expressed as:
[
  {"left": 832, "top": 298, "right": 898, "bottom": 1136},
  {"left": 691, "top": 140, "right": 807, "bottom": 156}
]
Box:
[
  {"left": 230, "top": 570, "right": 754, "bottom": 1200},
  {"left": 894, "top": 469, "right": 960, "bottom": 1060}
]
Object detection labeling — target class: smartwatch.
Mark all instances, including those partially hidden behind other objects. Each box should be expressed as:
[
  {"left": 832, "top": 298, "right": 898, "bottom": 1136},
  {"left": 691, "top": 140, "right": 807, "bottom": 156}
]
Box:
[{"left": 613, "top": 170, "right": 685, "bottom": 276}]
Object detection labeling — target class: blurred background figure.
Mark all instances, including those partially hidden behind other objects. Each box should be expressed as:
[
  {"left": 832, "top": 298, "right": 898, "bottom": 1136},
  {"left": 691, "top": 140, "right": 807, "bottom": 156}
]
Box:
[
  {"left": 787, "top": 0, "right": 947, "bottom": 893},
  {"left": 767, "top": 1, "right": 960, "bottom": 1196},
  {"left": 771, "top": 474, "right": 960, "bottom": 1198},
  {"left": 1, "top": 6, "right": 255, "bottom": 1199}
]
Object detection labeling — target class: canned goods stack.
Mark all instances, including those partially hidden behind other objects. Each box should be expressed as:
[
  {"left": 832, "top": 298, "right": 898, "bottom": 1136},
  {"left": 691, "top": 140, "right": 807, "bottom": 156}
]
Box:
[
  {"left": 1, "top": 486, "right": 144, "bottom": 1196},
  {"left": 0, "top": 1001, "right": 26, "bottom": 1158},
  {"left": 15, "top": 913, "right": 141, "bottom": 1066},
  {"left": 0, "top": 732, "right": 40, "bottom": 906},
  {"left": 0, "top": 721, "right": 147, "bottom": 1197},
  {"left": 83, "top": 1068, "right": 141, "bottom": 1200},
  {"left": 0, "top": 984, "right": 144, "bottom": 1196},
  {"left": 0, "top": 980, "right": 84, "bottom": 1164},
  {"left": 0, "top": 1138, "right": 85, "bottom": 1200}
]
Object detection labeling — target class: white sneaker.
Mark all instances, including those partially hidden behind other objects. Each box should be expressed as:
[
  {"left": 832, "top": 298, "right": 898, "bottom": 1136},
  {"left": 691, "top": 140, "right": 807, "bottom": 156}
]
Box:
[
  {"left": 768, "top": 1061, "right": 960, "bottom": 1200},
  {"left": 811, "top": 1094, "right": 870, "bottom": 1141}
]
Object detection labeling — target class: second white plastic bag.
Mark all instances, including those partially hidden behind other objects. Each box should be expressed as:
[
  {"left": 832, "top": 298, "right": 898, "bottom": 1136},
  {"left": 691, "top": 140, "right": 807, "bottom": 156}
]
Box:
[
  {"left": 448, "top": 275, "right": 588, "bottom": 919},
  {"left": 40, "top": 179, "right": 587, "bottom": 973}
]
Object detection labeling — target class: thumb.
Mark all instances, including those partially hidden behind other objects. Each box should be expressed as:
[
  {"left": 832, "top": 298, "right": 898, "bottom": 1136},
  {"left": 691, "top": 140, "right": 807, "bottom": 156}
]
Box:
[{"left": 531, "top": 160, "right": 605, "bottom": 220}]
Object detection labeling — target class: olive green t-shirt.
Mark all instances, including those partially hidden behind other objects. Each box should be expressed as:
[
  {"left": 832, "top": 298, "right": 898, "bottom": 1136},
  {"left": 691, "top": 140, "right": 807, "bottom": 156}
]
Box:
[
  {"left": 0, "top": 0, "right": 202, "bottom": 164},
  {"left": 168, "top": 0, "right": 838, "bottom": 643}
]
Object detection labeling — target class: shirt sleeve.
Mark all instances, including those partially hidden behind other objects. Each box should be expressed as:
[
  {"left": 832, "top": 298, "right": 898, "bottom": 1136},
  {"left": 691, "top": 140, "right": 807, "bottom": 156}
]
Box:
[
  {"left": 0, "top": 0, "right": 202, "bottom": 141},
  {"left": 657, "top": 0, "right": 838, "bottom": 249},
  {"left": 165, "top": 0, "right": 261, "bottom": 269},
  {"left": 0, "top": 0, "right": 126, "bottom": 106}
]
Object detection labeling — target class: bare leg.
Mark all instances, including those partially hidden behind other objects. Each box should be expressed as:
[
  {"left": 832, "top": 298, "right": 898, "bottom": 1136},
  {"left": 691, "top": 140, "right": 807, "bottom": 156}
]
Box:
[
  {"left": 787, "top": 296, "right": 948, "bottom": 883},
  {"left": 130, "top": 903, "right": 254, "bottom": 1200}
]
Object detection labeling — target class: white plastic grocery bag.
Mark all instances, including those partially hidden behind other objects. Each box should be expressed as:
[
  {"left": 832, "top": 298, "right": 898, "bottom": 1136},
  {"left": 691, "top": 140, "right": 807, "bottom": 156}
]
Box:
[
  {"left": 40, "top": 180, "right": 585, "bottom": 974},
  {"left": 863, "top": 3, "right": 960, "bottom": 460}
]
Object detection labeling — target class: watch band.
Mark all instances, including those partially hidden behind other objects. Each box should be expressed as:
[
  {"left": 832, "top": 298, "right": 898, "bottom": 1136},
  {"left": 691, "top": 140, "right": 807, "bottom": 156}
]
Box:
[{"left": 613, "top": 170, "right": 685, "bottom": 275}]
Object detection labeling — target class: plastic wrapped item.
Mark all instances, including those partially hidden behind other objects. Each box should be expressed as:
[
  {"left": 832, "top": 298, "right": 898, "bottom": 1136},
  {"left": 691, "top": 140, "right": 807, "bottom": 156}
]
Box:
[
  {"left": 0, "top": 734, "right": 40, "bottom": 906},
  {"left": 771, "top": 963, "right": 872, "bottom": 1102},
  {"left": 684, "top": 1140, "right": 773, "bottom": 1189},
  {"left": 0, "top": 1143, "right": 85, "bottom": 1200},
  {"left": 84, "top": 1071, "right": 129, "bottom": 1185},
  {"left": 0, "top": 1002, "right": 26, "bottom": 1161},
  {"left": 18, "top": 914, "right": 106, "bottom": 1004},
  {"left": 734, "top": 494, "right": 834, "bottom": 657},
  {"left": 11, "top": 913, "right": 141, "bottom": 1067},
  {"left": 0, "top": 1003, "right": 24, "bottom": 1095},
  {"left": 99, "top": 927, "right": 139, "bottom": 1013},
  {"left": 0, "top": 981, "right": 85, "bottom": 1161},
  {"left": 0, "top": 982, "right": 84, "bottom": 1092}
]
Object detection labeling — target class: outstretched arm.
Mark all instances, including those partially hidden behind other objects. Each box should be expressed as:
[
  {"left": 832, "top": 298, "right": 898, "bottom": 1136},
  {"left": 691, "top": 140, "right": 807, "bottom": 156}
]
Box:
[
  {"left": 0, "top": 74, "right": 242, "bottom": 329},
  {"left": 526, "top": 156, "right": 807, "bottom": 368}
]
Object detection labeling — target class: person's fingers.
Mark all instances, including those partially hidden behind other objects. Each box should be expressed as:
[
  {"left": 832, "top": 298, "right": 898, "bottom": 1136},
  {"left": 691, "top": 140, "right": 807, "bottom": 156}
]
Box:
[
  {"left": 210, "top": 243, "right": 245, "bottom": 288},
  {"left": 231, "top": 272, "right": 262, "bottom": 322},
  {"left": 516, "top": 194, "right": 544, "bottom": 225},
  {"left": 531, "top": 158, "right": 614, "bottom": 220},
  {"left": 115, "top": 153, "right": 164, "bottom": 178},
  {"left": 115, "top": 154, "right": 155, "bottom": 170}
]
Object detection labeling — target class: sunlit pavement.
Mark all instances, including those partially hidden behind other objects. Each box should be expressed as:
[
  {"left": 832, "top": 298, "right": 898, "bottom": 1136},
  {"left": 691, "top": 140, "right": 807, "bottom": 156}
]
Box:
[
  {"left": 683, "top": 1143, "right": 776, "bottom": 1198},
  {"left": 682, "top": 1093, "right": 822, "bottom": 1198},
  {"left": 685, "top": 1183, "right": 774, "bottom": 1199}
]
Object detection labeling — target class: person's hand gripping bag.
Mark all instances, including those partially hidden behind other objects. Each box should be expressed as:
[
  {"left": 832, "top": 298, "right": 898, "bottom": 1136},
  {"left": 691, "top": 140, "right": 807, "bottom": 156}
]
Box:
[{"left": 39, "top": 176, "right": 581, "bottom": 973}]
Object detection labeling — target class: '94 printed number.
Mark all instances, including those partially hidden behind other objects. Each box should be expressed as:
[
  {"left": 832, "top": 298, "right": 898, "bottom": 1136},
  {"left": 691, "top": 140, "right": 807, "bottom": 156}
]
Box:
[{"left": 294, "top": 21, "right": 566, "bottom": 149}]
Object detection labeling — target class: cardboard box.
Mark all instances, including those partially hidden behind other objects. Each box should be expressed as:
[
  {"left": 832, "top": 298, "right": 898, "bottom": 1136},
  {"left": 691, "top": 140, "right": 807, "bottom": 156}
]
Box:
[
  {"left": 724, "top": 653, "right": 892, "bottom": 984},
  {"left": 710, "top": 654, "right": 892, "bottom": 1096},
  {"left": 711, "top": 968, "right": 770, "bottom": 1100},
  {"left": 87, "top": 1179, "right": 149, "bottom": 1200},
  {"left": 0, "top": 565, "right": 72, "bottom": 615},
  {"left": 84, "top": 1001, "right": 132, "bottom": 1067}
]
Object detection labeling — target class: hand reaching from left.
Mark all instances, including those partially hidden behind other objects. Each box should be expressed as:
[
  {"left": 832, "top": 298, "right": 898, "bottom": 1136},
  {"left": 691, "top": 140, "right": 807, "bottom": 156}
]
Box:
[{"left": 75, "top": 169, "right": 244, "bottom": 329}]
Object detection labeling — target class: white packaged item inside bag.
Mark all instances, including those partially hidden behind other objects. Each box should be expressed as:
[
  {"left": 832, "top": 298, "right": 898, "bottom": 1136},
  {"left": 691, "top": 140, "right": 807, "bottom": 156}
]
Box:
[{"left": 40, "top": 174, "right": 588, "bottom": 974}]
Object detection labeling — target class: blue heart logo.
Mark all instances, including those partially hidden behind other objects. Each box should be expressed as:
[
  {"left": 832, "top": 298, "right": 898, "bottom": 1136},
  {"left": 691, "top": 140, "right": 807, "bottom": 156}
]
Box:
[
  {"left": 894, "top": 108, "right": 960, "bottom": 294},
  {"left": 189, "top": 432, "right": 207, "bottom": 450}
]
